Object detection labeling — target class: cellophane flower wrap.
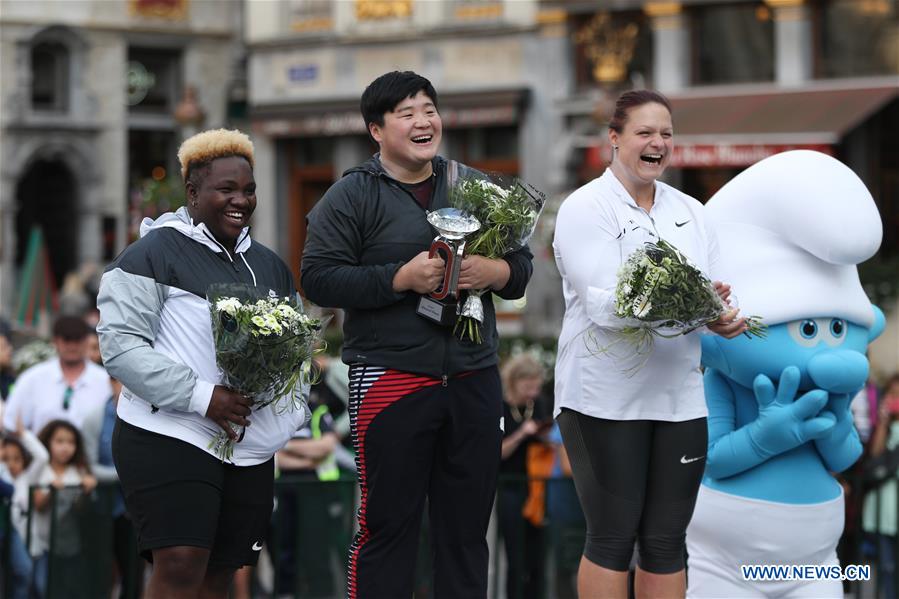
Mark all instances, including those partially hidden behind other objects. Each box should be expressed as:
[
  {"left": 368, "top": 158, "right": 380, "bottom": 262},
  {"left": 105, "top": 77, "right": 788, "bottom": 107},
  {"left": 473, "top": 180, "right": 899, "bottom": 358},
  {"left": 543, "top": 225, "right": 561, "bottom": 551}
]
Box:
[
  {"left": 604, "top": 239, "right": 766, "bottom": 371},
  {"left": 207, "top": 283, "right": 329, "bottom": 461},
  {"left": 447, "top": 164, "right": 545, "bottom": 343}
]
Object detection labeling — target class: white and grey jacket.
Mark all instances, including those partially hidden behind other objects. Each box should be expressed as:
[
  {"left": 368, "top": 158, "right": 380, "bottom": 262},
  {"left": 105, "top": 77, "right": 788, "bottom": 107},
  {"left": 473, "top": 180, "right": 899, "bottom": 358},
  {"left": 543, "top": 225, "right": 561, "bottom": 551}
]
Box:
[{"left": 97, "top": 207, "right": 306, "bottom": 465}]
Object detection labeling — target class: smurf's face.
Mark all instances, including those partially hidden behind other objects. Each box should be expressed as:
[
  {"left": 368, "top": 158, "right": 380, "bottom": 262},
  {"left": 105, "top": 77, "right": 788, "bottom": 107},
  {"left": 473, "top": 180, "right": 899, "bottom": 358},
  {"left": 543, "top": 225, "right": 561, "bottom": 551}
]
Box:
[{"left": 701, "top": 307, "right": 885, "bottom": 394}]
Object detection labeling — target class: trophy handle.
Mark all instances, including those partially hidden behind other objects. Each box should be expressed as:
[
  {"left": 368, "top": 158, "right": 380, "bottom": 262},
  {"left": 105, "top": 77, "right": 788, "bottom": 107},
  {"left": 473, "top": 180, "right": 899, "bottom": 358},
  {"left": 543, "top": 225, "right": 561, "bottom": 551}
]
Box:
[{"left": 429, "top": 238, "right": 454, "bottom": 300}]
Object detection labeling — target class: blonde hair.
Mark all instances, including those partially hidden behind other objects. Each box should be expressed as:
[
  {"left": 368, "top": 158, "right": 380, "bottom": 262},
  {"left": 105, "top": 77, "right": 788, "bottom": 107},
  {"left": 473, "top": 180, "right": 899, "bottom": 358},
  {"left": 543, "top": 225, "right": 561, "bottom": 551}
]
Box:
[
  {"left": 177, "top": 128, "right": 255, "bottom": 181},
  {"left": 500, "top": 353, "right": 544, "bottom": 394}
]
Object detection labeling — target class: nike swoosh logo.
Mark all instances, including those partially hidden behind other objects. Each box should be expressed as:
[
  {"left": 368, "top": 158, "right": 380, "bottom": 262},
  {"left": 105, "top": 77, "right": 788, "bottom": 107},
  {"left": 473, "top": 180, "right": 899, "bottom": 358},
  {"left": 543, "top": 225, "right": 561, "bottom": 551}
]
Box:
[
  {"left": 675, "top": 220, "right": 691, "bottom": 227},
  {"left": 252, "top": 541, "right": 264, "bottom": 551},
  {"left": 680, "top": 455, "right": 704, "bottom": 464}
]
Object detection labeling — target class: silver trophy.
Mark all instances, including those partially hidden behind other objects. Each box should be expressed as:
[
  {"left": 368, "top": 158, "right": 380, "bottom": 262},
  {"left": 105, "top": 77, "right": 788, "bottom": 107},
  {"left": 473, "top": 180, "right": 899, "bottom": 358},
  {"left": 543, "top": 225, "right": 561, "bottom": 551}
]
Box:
[{"left": 416, "top": 208, "right": 481, "bottom": 326}]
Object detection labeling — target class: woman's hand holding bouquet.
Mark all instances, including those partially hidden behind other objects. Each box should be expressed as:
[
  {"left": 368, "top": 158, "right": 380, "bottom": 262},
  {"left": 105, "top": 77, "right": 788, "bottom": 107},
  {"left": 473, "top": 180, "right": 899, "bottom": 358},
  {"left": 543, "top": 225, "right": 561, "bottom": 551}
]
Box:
[
  {"left": 603, "top": 239, "right": 766, "bottom": 372},
  {"left": 207, "top": 283, "right": 329, "bottom": 461}
]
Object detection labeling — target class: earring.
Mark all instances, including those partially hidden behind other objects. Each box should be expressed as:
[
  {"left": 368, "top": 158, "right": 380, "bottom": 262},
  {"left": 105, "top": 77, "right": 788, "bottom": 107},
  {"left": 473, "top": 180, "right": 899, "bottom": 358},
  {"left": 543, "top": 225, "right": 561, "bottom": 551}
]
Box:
[{"left": 613, "top": 145, "right": 619, "bottom": 151}]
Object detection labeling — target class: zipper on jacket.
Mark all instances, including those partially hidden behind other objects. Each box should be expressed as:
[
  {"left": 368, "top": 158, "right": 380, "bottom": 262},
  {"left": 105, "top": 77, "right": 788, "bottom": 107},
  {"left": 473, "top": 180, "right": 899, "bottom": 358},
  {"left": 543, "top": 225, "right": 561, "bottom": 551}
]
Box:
[
  {"left": 441, "top": 330, "right": 451, "bottom": 386},
  {"left": 203, "top": 229, "right": 250, "bottom": 279}
]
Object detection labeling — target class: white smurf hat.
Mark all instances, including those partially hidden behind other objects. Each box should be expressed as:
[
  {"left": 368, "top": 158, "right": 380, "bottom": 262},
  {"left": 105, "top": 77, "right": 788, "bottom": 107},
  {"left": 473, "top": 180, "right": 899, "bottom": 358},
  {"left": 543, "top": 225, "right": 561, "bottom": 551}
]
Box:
[{"left": 705, "top": 150, "right": 882, "bottom": 327}]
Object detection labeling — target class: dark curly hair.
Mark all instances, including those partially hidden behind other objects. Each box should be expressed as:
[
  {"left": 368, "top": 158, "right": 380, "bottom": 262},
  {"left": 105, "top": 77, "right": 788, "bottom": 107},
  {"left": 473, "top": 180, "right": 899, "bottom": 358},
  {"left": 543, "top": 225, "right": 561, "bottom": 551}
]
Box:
[{"left": 37, "top": 419, "right": 91, "bottom": 473}]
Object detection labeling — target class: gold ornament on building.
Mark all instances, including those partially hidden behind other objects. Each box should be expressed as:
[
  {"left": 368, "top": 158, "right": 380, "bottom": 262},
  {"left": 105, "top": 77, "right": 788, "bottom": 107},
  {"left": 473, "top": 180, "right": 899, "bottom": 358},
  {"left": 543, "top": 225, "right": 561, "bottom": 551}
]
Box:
[
  {"left": 643, "top": 1, "right": 682, "bottom": 18},
  {"left": 129, "top": 0, "right": 188, "bottom": 20},
  {"left": 574, "top": 13, "right": 639, "bottom": 84},
  {"left": 289, "top": 0, "right": 334, "bottom": 32},
  {"left": 454, "top": 2, "right": 503, "bottom": 21},
  {"left": 355, "top": 0, "right": 412, "bottom": 20}
]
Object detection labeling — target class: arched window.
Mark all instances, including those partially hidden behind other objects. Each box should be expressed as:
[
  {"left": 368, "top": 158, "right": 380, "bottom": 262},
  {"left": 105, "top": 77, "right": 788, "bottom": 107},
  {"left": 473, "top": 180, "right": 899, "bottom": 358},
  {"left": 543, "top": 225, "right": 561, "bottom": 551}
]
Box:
[
  {"left": 31, "top": 41, "right": 70, "bottom": 112},
  {"left": 15, "top": 158, "right": 78, "bottom": 287}
]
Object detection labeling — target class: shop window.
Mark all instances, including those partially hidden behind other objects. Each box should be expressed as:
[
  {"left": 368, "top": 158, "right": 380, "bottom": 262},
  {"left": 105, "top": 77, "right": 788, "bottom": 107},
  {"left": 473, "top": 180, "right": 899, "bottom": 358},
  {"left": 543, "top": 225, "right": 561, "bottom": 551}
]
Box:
[
  {"left": 816, "top": 0, "right": 899, "bottom": 78},
  {"left": 691, "top": 2, "right": 774, "bottom": 85},
  {"left": 444, "top": 126, "right": 519, "bottom": 174},
  {"left": 31, "top": 42, "right": 69, "bottom": 112}
]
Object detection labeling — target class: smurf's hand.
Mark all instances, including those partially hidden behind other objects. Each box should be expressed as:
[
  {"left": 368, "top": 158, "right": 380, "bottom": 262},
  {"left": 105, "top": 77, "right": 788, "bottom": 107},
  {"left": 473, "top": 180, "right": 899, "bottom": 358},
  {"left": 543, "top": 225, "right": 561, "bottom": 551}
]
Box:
[
  {"left": 813, "top": 392, "right": 863, "bottom": 473},
  {"left": 748, "top": 367, "right": 835, "bottom": 459}
]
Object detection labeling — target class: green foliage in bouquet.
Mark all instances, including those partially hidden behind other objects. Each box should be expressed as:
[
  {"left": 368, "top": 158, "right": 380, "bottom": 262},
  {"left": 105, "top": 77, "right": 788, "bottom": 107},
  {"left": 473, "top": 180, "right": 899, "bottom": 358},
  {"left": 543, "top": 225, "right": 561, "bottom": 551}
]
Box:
[
  {"left": 207, "top": 283, "right": 329, "bottom": 461},
  {"left": 448, "top": 176, "right": 544, "bottom": 343},
  {"left": 452, "top": 178, "right": 540, "bottom": 260},
  {"left": 614, "top": 239, "right": 767, "bottom": 344}
]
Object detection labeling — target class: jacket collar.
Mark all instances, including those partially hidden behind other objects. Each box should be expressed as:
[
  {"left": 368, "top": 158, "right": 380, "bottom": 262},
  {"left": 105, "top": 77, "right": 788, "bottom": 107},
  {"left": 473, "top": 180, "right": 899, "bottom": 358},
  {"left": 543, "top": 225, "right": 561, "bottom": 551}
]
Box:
[
  {"left": 139, "top": 207, "right": 252, "bottom": 254},
  {"left": 345, "top": 154, "right": 447, "bottom": 181},
  {"left": 601, "top": 168, "right": 664, "bottom": 211}
]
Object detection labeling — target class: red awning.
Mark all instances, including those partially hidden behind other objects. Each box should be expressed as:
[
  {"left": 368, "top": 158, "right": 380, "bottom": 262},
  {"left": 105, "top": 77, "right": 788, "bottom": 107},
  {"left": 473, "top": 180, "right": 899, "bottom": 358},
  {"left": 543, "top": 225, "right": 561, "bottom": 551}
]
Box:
[
  {"left": 587, "top": 83, "right": 897, "bottom": 168},
  {"left": 668, "top": 84, "right": 898, "bottom": 167}
]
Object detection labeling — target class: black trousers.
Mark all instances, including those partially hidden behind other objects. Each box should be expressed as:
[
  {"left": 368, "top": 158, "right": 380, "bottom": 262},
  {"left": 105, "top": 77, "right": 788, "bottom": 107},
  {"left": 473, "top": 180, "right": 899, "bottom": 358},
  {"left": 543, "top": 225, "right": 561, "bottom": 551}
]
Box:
[
  {"left": 498, "top": 484, "right": 546, "bottom": 599},
  {"left": 346, "top": 365, "right": 503, "bottom": 599}
]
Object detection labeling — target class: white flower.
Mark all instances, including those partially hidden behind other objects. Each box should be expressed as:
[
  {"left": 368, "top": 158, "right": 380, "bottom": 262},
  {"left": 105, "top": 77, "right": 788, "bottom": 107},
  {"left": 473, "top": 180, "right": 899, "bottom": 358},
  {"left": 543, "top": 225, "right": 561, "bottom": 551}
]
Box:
[
  {"left": 215, "top": 297, "right": 242, "bottom": 316},
  {"left": 276, "top": 304, "right": 299, "bottom": 319},
  {"left": 475, "top": 179, "right": 509, "bottom": 198},
  {"left": 251, "top": 315, "right": 267, "bottom": 330},
  {"left": 262, "top": 314, "right": 283, "bottom": 335}
]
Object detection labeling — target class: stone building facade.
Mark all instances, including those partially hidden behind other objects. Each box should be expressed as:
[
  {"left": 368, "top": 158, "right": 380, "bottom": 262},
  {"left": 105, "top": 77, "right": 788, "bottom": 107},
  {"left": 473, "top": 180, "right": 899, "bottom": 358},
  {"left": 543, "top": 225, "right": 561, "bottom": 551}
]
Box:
[{"left": 0, "top": 0, "right": 243, "bottom": 323}]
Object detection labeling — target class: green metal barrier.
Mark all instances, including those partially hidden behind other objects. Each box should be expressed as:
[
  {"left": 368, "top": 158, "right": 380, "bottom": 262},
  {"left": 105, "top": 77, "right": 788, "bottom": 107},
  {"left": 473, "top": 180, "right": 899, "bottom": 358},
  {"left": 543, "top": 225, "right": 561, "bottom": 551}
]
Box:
[
  {"left": 268, "top": 475, "right": 357, "bottom": 598},
  {"left": 1, "top": 496, "right": 13, "bottom": 598},
  {"left": 15, "top": 483, "right": 137, "bottom": 599},
  {"left": 492, "top": 474, "right": 585, "bottom": 599},
  {"left": 1, "top": 476, "right": 587, "bottom": 598}
]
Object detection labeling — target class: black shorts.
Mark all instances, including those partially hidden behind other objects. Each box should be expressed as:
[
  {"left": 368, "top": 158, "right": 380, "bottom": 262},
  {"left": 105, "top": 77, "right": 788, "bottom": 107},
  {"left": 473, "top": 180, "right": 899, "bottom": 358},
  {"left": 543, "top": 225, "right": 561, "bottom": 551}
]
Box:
[
  {"left": 112, "top": 418, "right": 274, "bottom": 569},
  {"left": 557, "top": 409, "right": 707, "bottom": 574}
]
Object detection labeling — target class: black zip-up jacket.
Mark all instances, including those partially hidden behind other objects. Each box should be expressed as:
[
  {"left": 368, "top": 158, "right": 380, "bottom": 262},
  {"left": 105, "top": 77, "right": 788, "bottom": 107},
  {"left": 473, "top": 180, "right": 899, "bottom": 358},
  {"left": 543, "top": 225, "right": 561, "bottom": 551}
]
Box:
[{"left": 301, "top": 155, "right": 534, "bottom": 379}]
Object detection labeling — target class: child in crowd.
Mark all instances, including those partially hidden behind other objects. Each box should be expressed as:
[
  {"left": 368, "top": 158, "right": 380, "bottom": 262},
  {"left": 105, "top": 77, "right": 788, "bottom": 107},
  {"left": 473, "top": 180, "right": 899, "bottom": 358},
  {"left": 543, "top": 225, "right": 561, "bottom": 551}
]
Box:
[
  {"left": 31, "top": 420, "right": 96, "bottom": 597},
  {"left": 2, "top": 417, "right": 48, "bottom": 599}
]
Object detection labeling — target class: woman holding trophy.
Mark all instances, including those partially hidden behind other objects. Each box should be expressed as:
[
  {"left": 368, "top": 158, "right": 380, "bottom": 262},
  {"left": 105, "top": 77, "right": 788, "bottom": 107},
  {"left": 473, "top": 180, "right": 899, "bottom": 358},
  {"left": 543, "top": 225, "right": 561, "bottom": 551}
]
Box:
[{"left": 302, "top": 71, "right": 534, "bottom": 598}]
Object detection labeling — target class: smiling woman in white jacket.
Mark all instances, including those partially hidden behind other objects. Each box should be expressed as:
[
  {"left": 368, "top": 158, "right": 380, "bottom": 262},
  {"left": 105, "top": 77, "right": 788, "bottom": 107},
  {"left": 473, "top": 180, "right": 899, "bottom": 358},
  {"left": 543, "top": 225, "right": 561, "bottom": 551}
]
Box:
[
  {"left": 97, "top": 129, "right": 305, "bottom": 599},
  {"left": 553, "top": 90, "right": 746, "bottom": 599}
]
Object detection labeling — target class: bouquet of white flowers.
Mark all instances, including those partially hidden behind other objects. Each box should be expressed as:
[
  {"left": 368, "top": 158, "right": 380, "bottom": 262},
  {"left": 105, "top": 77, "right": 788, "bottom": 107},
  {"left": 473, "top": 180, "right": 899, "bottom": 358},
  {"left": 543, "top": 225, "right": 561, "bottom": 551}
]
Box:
[
  {"left": 610, "top": 239, "right": 766, "bottom": 360},
  {"left": 447, "top": 166, "right": 545, "bottom": 343},
  {"left": 207, "top": 283, "right": 329, "bottom": 461}
]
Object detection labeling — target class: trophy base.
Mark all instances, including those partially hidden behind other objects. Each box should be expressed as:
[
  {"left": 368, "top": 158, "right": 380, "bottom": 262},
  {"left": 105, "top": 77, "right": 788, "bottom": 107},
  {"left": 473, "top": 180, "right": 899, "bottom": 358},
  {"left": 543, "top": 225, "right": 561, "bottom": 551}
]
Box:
[{"left": 417, "top": 296, "right": 457, "bottom": 327}]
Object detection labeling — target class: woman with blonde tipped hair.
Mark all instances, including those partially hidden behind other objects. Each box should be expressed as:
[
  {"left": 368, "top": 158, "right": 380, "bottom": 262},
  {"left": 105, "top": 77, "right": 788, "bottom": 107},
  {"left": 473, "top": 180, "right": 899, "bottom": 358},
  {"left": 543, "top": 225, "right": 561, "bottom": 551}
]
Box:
[{"left": 97, "top": 129, "right": 304, "bottom": 598}]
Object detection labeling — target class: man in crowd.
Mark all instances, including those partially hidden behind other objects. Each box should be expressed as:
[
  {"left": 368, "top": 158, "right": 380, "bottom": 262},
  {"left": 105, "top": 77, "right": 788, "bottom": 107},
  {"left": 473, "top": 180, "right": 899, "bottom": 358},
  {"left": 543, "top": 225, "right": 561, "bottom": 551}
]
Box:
[{"left": 3, "top": 315, "right": 109, "bottom": 434}]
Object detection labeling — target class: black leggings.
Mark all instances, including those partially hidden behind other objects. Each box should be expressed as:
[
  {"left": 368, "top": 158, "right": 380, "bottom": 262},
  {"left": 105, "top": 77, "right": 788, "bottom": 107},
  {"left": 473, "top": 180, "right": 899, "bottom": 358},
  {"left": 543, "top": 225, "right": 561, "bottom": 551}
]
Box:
[{"left": 557, "top": 409, "right": 707, "bottom": 574}]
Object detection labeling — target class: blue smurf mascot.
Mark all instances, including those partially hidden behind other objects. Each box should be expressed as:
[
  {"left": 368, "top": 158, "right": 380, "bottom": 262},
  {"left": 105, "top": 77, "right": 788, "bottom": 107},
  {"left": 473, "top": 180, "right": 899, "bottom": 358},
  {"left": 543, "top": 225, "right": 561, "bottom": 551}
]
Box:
[{"left": 686, "top": 150, "right": 885, "bottom": 598}]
